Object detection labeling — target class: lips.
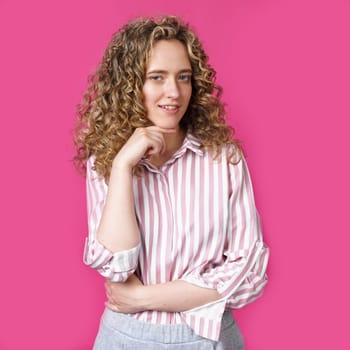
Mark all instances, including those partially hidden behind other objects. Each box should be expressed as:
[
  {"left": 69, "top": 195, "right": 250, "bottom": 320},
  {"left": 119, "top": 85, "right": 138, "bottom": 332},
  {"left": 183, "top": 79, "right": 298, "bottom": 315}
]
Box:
[{"left": 159, "top": 105, "right": 180, "bottom": 111}]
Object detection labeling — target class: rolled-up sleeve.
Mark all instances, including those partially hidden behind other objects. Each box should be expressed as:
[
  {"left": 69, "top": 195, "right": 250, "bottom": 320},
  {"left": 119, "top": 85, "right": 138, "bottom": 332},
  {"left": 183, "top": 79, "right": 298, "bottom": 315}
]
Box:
[
  {"left": 83, "top": 157, "right": 140, "bottom": 282},
  {"left": 180, "top": 156, "right": 269, "bottom": 341}
]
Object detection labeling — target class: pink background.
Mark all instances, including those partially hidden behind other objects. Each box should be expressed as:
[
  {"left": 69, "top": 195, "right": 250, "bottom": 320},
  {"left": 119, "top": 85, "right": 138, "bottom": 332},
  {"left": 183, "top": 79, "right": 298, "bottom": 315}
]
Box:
[{"left": 1, "top": 0, "right": 349, "bottom": 349}]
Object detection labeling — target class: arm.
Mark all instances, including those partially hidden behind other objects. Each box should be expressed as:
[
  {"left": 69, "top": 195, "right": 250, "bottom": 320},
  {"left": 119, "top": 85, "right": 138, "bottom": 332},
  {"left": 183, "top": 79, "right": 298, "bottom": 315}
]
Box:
[
  {"left": 105, "top": 277, "right": 221, "bottom": 313},
  {"left": 83, "top": 157, "right": 140, "bottom": 282},
  {"left": 180, "top": 156, "right": 269, "bottom": 308},
  {"left": 143, "top": 280, "right": 221, "bottom": 312},
  {"left": 83, "top": 127, "right": 175, "bottom": 281},
  {"left": 96, "top": 161, "right": 140, "bottom": 253},
  {"left": 97, "top": 126, "right": 176, "bottom": 252}
]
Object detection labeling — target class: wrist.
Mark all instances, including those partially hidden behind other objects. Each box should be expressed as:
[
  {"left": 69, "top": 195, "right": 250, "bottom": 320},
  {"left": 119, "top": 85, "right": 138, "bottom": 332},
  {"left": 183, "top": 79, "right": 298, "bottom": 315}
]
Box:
[
  {"left": 135, "top": 284, "right": 153, "bottom": 311},
  {"left": 111, "top": 157, "right": 134, "bottom": 174}
]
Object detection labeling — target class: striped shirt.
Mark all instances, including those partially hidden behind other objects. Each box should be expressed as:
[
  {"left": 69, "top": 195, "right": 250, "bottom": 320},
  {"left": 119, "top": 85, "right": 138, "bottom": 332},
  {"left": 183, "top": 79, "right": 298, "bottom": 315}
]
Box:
[{"left": 83, "top": 133, "right": 269, "bottom": 341}]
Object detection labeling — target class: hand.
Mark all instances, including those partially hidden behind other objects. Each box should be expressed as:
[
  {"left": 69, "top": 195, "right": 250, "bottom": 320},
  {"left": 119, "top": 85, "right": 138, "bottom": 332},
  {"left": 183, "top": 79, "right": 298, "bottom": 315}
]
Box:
[
  {"left": 112, "top": 126, "right": 176, "bottom": 170},
  {"left": 105, "top": 274, "right": 147, "bottom": 314}
]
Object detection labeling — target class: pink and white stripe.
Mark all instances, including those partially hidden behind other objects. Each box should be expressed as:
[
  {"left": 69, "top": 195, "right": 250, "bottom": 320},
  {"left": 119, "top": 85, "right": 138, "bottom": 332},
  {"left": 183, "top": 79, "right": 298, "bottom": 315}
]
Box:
[{"left": 83, "top": 133, "right": 269, "bottom": 341}]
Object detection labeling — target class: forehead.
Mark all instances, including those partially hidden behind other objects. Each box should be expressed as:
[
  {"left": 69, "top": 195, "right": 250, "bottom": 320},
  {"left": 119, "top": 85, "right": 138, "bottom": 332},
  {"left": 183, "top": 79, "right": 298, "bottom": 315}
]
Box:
[{"left": 146, "top": 39, "right": 191, "bottom": 70}]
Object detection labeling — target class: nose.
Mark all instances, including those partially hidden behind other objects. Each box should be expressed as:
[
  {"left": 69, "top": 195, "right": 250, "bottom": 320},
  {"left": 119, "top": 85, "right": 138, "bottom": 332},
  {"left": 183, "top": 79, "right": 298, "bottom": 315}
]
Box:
[{"left": 165, "top": 77, "right": 180, "bottom": 99}]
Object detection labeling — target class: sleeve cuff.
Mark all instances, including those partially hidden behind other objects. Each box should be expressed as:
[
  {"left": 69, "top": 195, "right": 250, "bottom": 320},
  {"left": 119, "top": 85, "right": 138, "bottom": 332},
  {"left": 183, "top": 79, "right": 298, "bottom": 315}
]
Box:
[
  {"left": 83, "top": 238, "right": 140, "bottom": 281},
  {"left": 180, "top": 298, "right": 227, "bottom": 341},
  {"left": 109, "top": 244, "right": 140, "bottom": 272}
]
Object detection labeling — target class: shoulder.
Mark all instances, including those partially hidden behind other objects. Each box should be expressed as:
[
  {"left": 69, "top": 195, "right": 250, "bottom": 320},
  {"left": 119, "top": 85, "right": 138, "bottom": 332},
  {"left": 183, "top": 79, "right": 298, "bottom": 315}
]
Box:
[
  {"left": 86, "top": 156, "right": 107, "bottom": 185},
  {"left": 210, "top": 143, "right": 243, "bottom": 166},
  {"left": 87, "top": 155, "right": 95, "bottom": 168},
  {"left": 86, "top": 155, "right": 98, "bottom": 175}
]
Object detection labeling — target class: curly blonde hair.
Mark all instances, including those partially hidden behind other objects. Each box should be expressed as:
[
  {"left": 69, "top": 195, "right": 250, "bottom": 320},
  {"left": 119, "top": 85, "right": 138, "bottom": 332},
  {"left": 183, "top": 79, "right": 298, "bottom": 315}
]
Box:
[{"left": 74, "top": 15, "right": 241, "bottom": 180}]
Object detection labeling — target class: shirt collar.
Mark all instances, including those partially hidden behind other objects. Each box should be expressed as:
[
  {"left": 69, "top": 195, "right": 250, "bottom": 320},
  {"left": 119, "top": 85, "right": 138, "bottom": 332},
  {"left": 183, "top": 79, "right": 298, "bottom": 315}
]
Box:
[
  {"left": 181, "top": 133, "right": 203, "bottom": 156},
  {"left": 140, "top": 132, "right": 203, "bottom": 171},
  {"left": 156, "top": 132, "right": 203, "bottom": 168}
]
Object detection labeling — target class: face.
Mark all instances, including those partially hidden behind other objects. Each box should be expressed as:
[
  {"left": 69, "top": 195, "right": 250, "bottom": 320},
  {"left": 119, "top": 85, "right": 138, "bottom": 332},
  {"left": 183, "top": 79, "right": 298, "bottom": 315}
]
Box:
[{"left": 142, "top": 39, "right": 192, "bottom": 131}]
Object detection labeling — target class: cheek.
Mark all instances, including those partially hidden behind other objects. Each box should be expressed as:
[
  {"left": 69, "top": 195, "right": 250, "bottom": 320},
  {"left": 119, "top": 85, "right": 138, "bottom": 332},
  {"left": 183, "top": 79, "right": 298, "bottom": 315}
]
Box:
[
  {"left": 184, "top": 86, "right": 192, "bottom": 103},
  {"left": 142, "top": 85, "right": 159, "bottom": 106}
]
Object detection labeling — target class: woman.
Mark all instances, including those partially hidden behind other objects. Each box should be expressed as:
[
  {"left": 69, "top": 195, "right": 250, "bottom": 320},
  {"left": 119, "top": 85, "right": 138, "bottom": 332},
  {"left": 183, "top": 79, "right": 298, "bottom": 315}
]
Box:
[{"left": 75, "top": 15, "right": 269, "bottom": 349}]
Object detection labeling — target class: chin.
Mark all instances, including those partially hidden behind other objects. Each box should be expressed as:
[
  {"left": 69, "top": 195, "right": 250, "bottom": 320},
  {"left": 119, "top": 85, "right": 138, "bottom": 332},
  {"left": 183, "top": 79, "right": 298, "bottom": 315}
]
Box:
[{"left": 152, "top": 119, "right": 182, "bottom": 129}]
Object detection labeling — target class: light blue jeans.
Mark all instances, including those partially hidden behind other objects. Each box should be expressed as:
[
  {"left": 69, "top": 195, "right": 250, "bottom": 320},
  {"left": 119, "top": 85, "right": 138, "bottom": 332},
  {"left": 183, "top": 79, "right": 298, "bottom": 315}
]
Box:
[{"left": 93, "top": 308, "right": 244, "bottom": 349}]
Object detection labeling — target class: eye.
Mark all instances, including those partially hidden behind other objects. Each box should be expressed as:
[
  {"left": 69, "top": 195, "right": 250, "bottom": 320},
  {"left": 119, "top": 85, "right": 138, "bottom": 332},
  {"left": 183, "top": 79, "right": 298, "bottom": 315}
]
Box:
[
  {"left": 149, "top": 75, "right": 163, "bottom": 81},
  {"left": 178, "top": 74, "right": 192, "bottom": 81}
]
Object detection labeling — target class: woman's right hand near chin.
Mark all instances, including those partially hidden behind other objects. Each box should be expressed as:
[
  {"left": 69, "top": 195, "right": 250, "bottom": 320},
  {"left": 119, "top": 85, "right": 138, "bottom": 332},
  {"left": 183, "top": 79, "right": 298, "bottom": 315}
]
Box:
[{"left": 112, "top": 126, "right": 175, "bottom": 170}]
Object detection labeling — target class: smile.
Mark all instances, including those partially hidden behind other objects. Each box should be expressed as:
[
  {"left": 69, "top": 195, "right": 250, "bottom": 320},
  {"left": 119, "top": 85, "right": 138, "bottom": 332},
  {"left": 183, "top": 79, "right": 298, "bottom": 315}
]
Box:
[{"left": 159, "top": 105, "right": 179, "bottom": 110}]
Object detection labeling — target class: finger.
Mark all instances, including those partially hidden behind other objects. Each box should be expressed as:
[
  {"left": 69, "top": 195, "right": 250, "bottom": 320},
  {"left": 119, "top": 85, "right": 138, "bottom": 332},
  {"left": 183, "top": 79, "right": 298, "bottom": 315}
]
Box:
[
  {"left": 105, "top": 288, "right": 112, "bottom": 301},
  {"left": 147, "top": 130, "right": 170, "bottom": 153},
  {"left": 105, "top": 285, "right": 119, "bottom": 303},
  {"left": 145, "top": 137, "right": 166, "bottom": 156},
  {"left": 146, "top": 144, "right": 164, "bottom": 156},
  {"left": 144, "top": 131, "right": 165, "bottom": 146},
  {"left": 105, "top": 301, "right": 118, "bottom": 312},
  {"left": 133, "top": 128, "right": 166, "bottom": 156},
  {"left": 105, "top": 283, "right": 111, "bottom": 294}
]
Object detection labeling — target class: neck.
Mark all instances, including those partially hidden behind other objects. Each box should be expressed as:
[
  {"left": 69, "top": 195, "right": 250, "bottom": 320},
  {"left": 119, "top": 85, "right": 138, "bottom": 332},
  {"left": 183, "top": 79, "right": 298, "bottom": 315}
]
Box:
[
  {"left": 149, "top": 127, "right": 186, "bottom": 167},
  {"left": 163, "top": 127, "right": 186, "bottom": 154}
]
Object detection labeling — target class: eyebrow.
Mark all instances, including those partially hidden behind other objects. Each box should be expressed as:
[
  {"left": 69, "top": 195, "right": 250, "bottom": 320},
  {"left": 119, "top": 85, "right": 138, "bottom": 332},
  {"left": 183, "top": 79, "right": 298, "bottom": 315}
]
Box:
[{"left": 146, "top": 69, "right": 192, "bottom": 75}]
